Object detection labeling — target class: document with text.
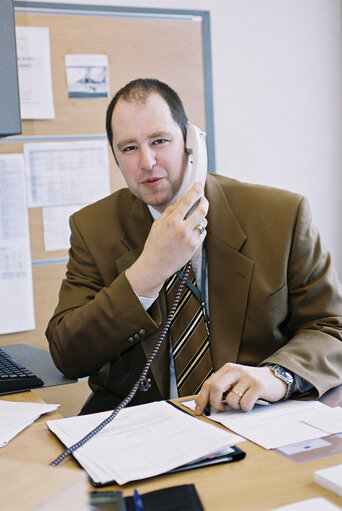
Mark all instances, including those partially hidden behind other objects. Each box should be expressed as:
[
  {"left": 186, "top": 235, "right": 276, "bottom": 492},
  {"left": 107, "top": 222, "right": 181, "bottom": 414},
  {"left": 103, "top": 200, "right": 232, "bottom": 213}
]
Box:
[
  {"left": 0, "top": 154, "right": 35, "bottom": 334},
  {"left": 24, "top": 140, "right": 111, "bottom": 208},
  {"left": 183, "top": 399, "right": 339, "bottom": 449},
  {"left": 47, "top": 401, "right": 243, "bottom": 485},
  {"left": 15, "top": 26, "right": 55, "bottom": 119},
  {"left": 42, "top": 204, "right": 85, "bottom": 251},
  {"left": 0, "top": 400, "right": 59, "bottom": 447}
]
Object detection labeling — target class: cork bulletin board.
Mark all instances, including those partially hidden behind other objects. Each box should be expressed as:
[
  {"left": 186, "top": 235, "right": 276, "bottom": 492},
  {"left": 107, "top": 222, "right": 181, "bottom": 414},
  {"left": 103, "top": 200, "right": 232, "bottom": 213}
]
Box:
[{"left": 0, "top": 1, "right": 214, "bottom": 349}]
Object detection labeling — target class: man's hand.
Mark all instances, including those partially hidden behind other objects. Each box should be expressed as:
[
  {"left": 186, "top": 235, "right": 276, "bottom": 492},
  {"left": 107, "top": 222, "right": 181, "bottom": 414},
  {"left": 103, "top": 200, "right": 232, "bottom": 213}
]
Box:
[
  {"left": 194, "top": 363, "right": 287, "bottom": 414},
  {"left": 126, "top": 182, "right": 209, "bottom": 298}
]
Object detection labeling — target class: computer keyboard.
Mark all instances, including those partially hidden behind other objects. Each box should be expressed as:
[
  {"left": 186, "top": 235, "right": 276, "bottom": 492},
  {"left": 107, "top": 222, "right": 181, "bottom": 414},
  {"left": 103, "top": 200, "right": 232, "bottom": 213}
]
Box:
[{"left": 0, "top": 347, "right": 44, "bottom": 393}]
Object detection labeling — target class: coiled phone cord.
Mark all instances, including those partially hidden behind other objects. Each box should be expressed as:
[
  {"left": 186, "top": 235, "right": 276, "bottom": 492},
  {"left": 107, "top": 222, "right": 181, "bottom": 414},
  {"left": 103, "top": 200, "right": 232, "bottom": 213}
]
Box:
[{"left": 50, "top": 260, "right": 192, "bottom": 466}]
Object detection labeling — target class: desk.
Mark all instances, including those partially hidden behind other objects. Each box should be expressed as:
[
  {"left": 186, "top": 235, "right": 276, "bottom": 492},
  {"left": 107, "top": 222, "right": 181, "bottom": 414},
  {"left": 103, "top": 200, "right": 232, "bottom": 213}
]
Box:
[{"left": 2, "top": 391, "right": 342, "bottom": 511}]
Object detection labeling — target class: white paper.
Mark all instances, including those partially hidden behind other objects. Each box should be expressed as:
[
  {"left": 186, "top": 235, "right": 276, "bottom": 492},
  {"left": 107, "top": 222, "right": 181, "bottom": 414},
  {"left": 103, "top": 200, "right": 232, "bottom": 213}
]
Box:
[
  {"left": 0, "top": 400, "right": 59, "bottom": 447},
  {"left": 270, "top": 497, "right": 342, "bottom": 511},
  {"left": 15, "top": 26, "right": 55, "bottom": 119},
  {"left": 302, "top": 406, "right": 342, "bottom": 434},
  {"left": 0, "top": 154, "right": 35, "bottom": 334},
  {"left": 314, "top": 464, "right": 342, "bottom": 498},
  {"left": 47, "top": 401, "right": 238, "bottom": 485},
  {"left": 43, "top": 204, "right": 85, "bottom": 251},
  {"left": 183, "top": 400, "right": 331, "bottom": 449},
  {"left": 65, "top": 54, "right": 109, "bottom": 98},
  {"left": 24, "top": 140, "right": 111, "bottom": 207},
  {"left": 180, "top": 399, "right": 244, "bottom": 445}
]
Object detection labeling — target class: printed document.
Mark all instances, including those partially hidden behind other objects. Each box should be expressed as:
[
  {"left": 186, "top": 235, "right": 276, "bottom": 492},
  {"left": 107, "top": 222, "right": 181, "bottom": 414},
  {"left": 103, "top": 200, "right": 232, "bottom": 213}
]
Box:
[
  {"left": 0, "top": 154, "right": 35, "bottom": 334},
  {"left": 0, "top": 400, "right": 59, "bottom": 447},
  {"left": 24, "top": 140, "right": 111, "bottom": 208},
  {"left": 47, "top": 401, "right": 241, "bottom": 485},
  {"left": 42, "top": 204, "right": 85, "bottom": 251},
  {"left": 15, "top": 26, "right": 55, "bottom": 119},
  {"left": 183, "top": 400, "right": 339, "bottom": 449},
  {"left": 301, "top": 405, "right": 342, "bottom": 434}
]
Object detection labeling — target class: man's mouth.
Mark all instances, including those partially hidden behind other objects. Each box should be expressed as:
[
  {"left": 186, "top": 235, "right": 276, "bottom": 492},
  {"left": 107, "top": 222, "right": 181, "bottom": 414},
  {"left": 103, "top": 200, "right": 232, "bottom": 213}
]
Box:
[{"left": 141, "top": 176, "right": 163, "bottom": 184}]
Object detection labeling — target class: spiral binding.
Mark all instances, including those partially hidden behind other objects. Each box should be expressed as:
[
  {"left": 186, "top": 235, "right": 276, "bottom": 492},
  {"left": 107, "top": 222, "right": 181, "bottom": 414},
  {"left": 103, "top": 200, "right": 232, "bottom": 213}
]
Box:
[{"left": 50, "top": 260, "right": 192, "bottom": 466}]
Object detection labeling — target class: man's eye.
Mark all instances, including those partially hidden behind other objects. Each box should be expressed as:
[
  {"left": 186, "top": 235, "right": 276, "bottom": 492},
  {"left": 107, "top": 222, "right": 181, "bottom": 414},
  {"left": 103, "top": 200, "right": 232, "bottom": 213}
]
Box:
[
  {"left": 152, "top": 139, "right": 167, "bottom": 145},
  {"left": 123, "top": 145, "right": 136, "bottom": 153}
]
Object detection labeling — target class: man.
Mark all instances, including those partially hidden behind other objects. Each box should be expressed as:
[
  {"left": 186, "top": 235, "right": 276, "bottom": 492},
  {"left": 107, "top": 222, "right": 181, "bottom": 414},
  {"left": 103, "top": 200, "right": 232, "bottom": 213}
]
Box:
[{"left": 46, "top": 78, "right": 342, "bottom": 416}]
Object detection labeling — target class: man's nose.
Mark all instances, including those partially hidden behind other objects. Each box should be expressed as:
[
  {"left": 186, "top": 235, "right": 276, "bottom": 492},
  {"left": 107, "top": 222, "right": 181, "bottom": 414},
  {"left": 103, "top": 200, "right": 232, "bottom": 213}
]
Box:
[{"left": 140, "top": 146, "right": 156, "bottom": 171}]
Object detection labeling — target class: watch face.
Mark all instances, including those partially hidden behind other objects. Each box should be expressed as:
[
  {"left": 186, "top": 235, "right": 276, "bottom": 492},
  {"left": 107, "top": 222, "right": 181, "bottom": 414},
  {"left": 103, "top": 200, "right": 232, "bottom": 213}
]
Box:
[
  {"left": 270, "top": 365, "right": 295, "bottom": 399},
  {"left": 274, "top": 365, "right": 294, "bottom": 385}
]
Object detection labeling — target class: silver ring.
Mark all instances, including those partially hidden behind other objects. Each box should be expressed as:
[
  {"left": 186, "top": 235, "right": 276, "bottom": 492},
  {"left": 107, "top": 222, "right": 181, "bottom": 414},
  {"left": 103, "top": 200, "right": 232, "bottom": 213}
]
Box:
[
  {"left": 194, "top": 224, "right": 205, "bottom": 235},
  {"left": 231, "top": 388, "right": 244, "bottom": 398}
]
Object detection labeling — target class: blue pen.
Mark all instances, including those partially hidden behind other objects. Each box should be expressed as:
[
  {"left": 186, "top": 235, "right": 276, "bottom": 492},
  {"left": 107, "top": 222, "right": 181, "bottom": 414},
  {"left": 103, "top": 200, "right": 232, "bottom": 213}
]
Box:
[{"left": 133, "top": 488, "right": 144, "bottom": 511}]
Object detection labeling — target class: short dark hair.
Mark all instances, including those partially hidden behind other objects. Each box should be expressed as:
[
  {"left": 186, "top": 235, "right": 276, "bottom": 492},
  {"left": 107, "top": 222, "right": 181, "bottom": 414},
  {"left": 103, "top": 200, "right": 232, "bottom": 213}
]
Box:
[{"left": 105, "top": 78, "right": 188, "bottom": 156}]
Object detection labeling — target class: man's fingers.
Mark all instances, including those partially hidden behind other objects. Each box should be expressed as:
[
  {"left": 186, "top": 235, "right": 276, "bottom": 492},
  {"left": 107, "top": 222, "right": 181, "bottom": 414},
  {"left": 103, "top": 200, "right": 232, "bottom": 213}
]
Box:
[
  {"left": 194, "top": 385, "right": 210, "bottom": 415},
  {"left": 195, "top": 364, "right": 290, "bottom": 416},
  {"left": 174, "top": 182, "right": 204, "bottom": 220},
  {"left": 239, "top": 388, "right": 260, "bottom": 412},
  {"left": 195, "top": 374, "right": 229, "bottom": 415},
  {"left": 164, "top": 196, "right": 183, "bottom": 212},
  {"left": 225, "top": 383, "right": 259, "bottom": 411},
  {"left": 188, "top": 196, "right": 209, "bottom": 225}
]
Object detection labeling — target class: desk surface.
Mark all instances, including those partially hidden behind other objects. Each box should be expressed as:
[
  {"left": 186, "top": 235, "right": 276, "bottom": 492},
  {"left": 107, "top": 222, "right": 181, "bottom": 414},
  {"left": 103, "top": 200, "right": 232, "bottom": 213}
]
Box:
[
  {"left": 2, "top": 391, "right": 342, "bottom": 511},
  {"left": 1, "top": 344, "right": 77, "bottom": 392}
]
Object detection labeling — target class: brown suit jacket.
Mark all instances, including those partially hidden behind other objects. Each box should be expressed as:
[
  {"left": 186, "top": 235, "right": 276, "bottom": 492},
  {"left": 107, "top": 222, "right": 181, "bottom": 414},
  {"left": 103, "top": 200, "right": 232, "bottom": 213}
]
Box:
[{"left": 46, "top": 174, "right": 342, "bottom": 414}]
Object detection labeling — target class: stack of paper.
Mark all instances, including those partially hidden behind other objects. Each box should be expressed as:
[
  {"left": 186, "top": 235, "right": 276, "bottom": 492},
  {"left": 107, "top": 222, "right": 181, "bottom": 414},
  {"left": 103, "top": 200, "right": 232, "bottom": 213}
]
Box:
[
  {"left": 0, "top": 400, "right": 59, "bottom": 447},
  {"left": 314, "top": 464, "right": 342, "bottom": 498},
  {"left": 47, "top": 401, "right": 241, "bottom": 485}
]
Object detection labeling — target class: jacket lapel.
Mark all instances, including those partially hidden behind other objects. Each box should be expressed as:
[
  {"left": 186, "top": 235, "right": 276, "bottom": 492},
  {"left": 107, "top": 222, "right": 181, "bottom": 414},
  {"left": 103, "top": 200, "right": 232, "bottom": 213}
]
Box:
[{"left": 205, "top": 175, "right": 254, "bottom": 369}]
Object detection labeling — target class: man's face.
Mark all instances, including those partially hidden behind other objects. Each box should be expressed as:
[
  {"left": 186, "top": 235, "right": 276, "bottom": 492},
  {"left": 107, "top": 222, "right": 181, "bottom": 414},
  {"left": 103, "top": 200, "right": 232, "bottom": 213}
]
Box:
[{"left": 111, "top": 93, "right": 187, "bottom": 210}]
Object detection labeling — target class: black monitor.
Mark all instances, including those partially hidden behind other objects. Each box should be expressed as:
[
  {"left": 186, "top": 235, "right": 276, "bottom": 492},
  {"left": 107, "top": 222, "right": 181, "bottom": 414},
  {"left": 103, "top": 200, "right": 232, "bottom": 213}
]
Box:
[{"left": 0, "top": 0, "right": 21, "bottom": 137}]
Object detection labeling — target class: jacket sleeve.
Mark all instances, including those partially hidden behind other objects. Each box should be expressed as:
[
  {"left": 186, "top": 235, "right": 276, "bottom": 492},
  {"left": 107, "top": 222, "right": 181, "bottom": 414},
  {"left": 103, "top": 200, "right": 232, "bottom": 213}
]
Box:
[
  {"left": 46, "top": 214, "right": 162, "bottom": 379},
  {"left": 262, "top": 196, "right": 342, "bottom": 397}
]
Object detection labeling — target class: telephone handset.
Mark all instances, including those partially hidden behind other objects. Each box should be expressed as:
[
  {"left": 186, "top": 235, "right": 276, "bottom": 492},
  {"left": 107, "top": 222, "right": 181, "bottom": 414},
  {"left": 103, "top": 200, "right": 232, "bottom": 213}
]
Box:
[
  {"left": 185, "top": 122, "right": 207, "bottom": 189},
  {"left": 172, "top": 122, "right": 207, "bottom": 218}
]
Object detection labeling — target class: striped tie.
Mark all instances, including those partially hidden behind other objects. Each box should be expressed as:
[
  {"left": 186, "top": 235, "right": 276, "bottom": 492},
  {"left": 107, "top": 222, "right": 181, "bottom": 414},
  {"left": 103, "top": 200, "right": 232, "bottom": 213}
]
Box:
[{"left": 166, "top": 262, "right": 214, "bottom": 397}]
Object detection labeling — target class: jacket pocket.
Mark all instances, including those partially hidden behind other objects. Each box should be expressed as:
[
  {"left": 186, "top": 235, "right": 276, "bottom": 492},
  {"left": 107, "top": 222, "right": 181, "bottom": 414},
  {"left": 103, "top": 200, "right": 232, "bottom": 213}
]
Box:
[{"left": 247, "top": 284, "right": 287, "bottom": 322}]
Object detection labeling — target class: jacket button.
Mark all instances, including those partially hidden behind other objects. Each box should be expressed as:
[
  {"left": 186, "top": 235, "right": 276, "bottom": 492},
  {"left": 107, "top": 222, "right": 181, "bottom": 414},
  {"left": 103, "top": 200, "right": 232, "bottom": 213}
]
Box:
[
  {"left": 128, "top": 337, "right": 134, "bottom": 343},
  {"left": 139, "top": 329, "right": 146, "bottom": 336},
  {"left": 134, "top": 333, "right": 140, "bottom": 340}
]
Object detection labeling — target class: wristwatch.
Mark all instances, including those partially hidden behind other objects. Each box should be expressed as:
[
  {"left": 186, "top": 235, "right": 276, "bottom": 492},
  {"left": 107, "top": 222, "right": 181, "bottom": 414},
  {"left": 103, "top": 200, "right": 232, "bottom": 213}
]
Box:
[{"left": 267, "top": 364, "right": 296, "bottom": 399}]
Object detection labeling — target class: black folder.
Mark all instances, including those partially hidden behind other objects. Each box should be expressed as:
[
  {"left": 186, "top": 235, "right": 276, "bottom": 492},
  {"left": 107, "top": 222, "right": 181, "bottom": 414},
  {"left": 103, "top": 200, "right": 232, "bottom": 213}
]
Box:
[{"left": 89, "top": 444, "right": 245, "bottom": 487}]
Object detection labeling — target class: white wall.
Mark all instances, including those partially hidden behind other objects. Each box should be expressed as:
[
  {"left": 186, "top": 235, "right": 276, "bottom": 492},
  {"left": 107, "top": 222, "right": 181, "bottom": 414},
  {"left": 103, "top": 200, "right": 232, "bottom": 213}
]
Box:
[{"left": 29, "top": 0, "right": 342, "bottom": 277}]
